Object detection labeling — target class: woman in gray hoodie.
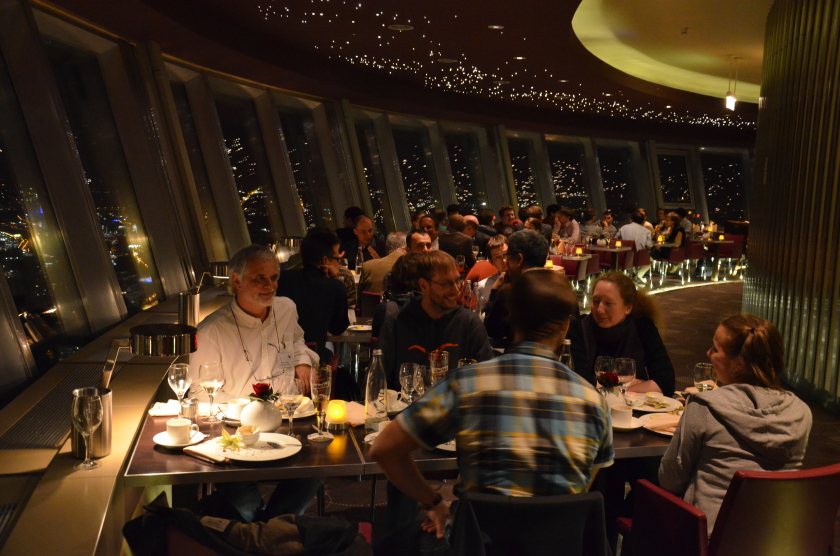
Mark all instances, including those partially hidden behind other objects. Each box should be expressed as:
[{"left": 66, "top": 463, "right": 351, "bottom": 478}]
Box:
[{"left": 658, "top": 314, "right": 812, "bottom": 532}]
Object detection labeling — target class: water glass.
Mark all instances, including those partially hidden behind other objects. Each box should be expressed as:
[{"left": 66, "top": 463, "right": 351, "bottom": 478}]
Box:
[
  {"left": 279, "top": 377, "right": 304, "bottom": 439},
  {"left": 198, "top": 361, "right": 224, "bottom": 422},
  {"left": 612, "top": 358, "right": 637, "bottom": 403},
  {"left": 399, "top": 363, "right": 418, "bottom": 403},
  {"left": 693, "top": 363, "right": 715, "bottom": 392},
  {"left": 72, "top": 394, "right": 103, "bottom": 471},
  {"left": 167, "top": 363, "right": 191, "bottom": 407},
  {"left": 308, "top": 364, "right": 334, "bottom": 442},
  {"left": 429, "top": 350, "right": 449, "bottom": 385},
  {"left": 413, "top": 365, "right": 431, "bottom": 397}
]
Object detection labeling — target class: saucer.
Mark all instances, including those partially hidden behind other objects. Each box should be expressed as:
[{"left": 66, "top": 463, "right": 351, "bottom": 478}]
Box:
[
  {"left": 224, "top": 417, "right": 241, "bottom": 427},
  {"left": 612, "top": 417, "right": 643, "bottom": 432},
  {"left": 153, "top": 431, "right": 207, "bottom": 448}
]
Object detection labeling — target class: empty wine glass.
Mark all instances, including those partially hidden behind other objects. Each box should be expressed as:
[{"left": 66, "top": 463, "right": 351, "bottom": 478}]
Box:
[
  {"left": 399, "top": 363, "right": 418, "bottom": 403},
  {"left": 198, "top": 361, "right": 224, "bottom": 422},
  {"left": 471, "top": 246, "right": 480, "bottom": 259},
  {"left": 413, "top": 365, "right": 430, "bottom": 398},
  {"left": 167, "top": 363, "right": 191, "bottom": 406},
  {"left": 72, "top": 391, "right": 103, "bottom": 471},
  {"left": 693, "top": 363, "right": 715, "bottom": 392},
  {"left": 594, "top": 356, "right": 614, "bottom": 398},
  {"left": 612, "top": 358, "right": 636, "bottom": 404},
  {"left": 308, "top": 364, "right": 334, "bottom": 442},
  {"left": 279, "top": 377, "right": 304, "bottom": 439}
]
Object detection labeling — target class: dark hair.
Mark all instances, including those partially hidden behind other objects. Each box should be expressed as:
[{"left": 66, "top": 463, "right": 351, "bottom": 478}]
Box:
[
  {"left": 582, "top": 208, "right": 598, "bottom": 223},
  {"left": 674, "top": 207, "right": 688, "bottom": 218},
  {"left": 301, "top": 227, "right": 340, "bottom": 266},
  {"left": 559, "top": 207, "right": 574, "bottom": 218},
  {"left": 415, "top": 250, "right": 457, "bottom": 283},
  {"left": 390, "top": 253, "right": 420, "bottom": 293},
  {"left": 499, "top": 205, "right": 515, "bottom": 217},
  {"left": 344, "top": 206, "right": 365, "bottom": 221},
  {"left": 718, "top": 315, "right": 784, "bottom": 389},
  {"left": 524, "top": 217, "right": 542, "bottom": 231},
  {"left": 546, "top": 204, "right": 560, "bottom": 215},
  {"left": 478, "top": 209, "right": 495, "bottom": 226},
  {"left": 631, "top": 210, "right": 645, "bottom": 225},
  {"left": 446, "top": 204, "right": 461, "bottom": 216},
  {"left": 507, "top": 230, "right": 549, "bottom": 269},
  {"left": 433, "top": 210, "right": 447, "bottom": 225},
  {"left": 406, "top": 229, "right": 430, "bottom": 249},
  {"left": 591, "top": 272, "right": 660, "bottom": 327},
  {"left": 602, "top": 209, "right": 613, "bottom": 218},
  {"left": 526, "top": 205, "right": 544, "bottom": 219},
  {"left": 498, "top": 225, "right": 517, "bottom": 237},
  {"left": 509, "top": 269, "right": 577, "bottom": 343},
  {"left": 447, "top": 214, "right": 466, "bottom": 232},
  {"left": 418, "top": 215, "right": 438, "bottom": 230},
  {"left": 411, "top": 209, "right": 428, "bottom": 223},
  {"left": 487, "top": 234, "right": 508, "bottom": 258},
  {"left": 518, "top": 207, "right": 529, "bottom": 221}
]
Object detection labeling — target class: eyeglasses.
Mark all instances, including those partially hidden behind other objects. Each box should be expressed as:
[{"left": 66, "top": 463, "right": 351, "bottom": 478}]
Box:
[{"left": 431, "top": 279, "right": 459, "bottom": 290}]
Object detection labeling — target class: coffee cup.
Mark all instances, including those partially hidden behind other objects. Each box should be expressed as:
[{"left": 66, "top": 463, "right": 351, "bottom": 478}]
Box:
[
  {"left": 611, "top": 405, "right": 633, "bottom": 428},
  {"left": 167, "top": 418, "right": 199, "bottom": 444},
  {"left": 226, "top": 398, "right": 251, "bottom": 420}
]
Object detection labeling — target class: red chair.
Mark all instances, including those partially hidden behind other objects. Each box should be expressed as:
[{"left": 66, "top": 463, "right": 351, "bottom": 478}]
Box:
[
  {"left": 653, "top": 244, "right": 687, "bottom": 285},
  {"left": 632, "top": 245, "right": 652, "bottom": 286},
  {"left": 686, "top": 240, "right": 706, "bottom": 282},
  {"left": 585, "top": 253, "right": 601, "bottom": 291},
  {"left": 359, "top": 290, "right": 381, "bottom": 318},
  {"left": 562, "top": 259, "right": 588, "bottom": 288},
  {"left": 717, "top": 234, "right": 745, "bottom": 279}
]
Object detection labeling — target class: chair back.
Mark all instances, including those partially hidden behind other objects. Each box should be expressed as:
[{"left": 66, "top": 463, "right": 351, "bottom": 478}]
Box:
[
  {"left": 708, "top": 463, "right": 840, "bottom": 556},
  {"left": 359, "top": 291, "right": 381, "bottom": 318},
  {"left": 689, "top": 242, "right": 705, "bottom": 261},
  {"left": 451, "top": 491, "right": 609, "bottom": 556},
  {"left": 587, "top": 254, "right": 601, "bottom": 276},
  {"left": 619, "top": 248, "right": 634, "bottom": 271},
  {"left": 625, "top": 479, "right": 709, "bottom": 556},
  {"left": 668, "top": 245, "right": 686, "bottom": 264},
  {"left": 550, "top": 255, "right": 565, "bottom": 266},
  {"left": 634, "top": 248, "right": 651, "bottom": 267},
  {"left": 718, "top": 234, "right": 744, "bottom": 259}
]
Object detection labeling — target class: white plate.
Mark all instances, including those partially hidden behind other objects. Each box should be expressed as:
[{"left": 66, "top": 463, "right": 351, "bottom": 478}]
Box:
[
  {"left": 153, "top": 431, "right": 207, "bottom": 448},
  {"left": 347, "top": 324, "right": 372, "bottom": 332},
  {"left": 436, "top": 440, "right": 456, "bottom": 452},
  {"left": 281, "top": 408, "right": 316, "bottom": 420},
  {"left": 215, "top": 433, "right": 303, "bottom": 461},
  {"left": 640, "top": 414, "right": 681, "bottom": 437},
  {"left": 224, "top": 417, "right": 241, "bottom": 427},
  {"left": 635, "top": 396, "right": 683, "bottom": 413},
  {"left": 613, "top": 417, "right": 643, "bottom": 432},
  {"left": 364, "top": 432, "right": 379, "bottom": 444}
]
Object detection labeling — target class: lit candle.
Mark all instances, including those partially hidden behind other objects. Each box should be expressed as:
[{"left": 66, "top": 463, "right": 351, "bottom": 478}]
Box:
[
  {"left": 545, "top": 259, "right": 553, "bottom": 268},
  {"left": 657, "top": 235, "right": 664, "bottom": 242},
  {"left": 325, "top": 400, "right": 348, "bottom": 425},
  {"left": 615, "top": 240, "right": 622, "bottom": 248},
  {"left": 718, "top": 234, "right": 725, "bottom": 241},
  {"left": 575, "top": 247, "right": 583, "bottom": 255}
]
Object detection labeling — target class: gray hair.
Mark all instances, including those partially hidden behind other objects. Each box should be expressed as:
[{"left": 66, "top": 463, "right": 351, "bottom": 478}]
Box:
[
  {"left": 386, "top": 232, "right": 406, "bottom": 253},
  {"left": 228, "top": 244, "right": 278, "bottom": 293}
]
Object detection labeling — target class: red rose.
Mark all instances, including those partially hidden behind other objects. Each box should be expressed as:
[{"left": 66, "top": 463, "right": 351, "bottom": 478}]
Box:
[
  {"left": 597, "top": 372, "right": 620, "bottom": 389},
  {"left": 252, "top": 383, "right": 271, "bottom": 398}
]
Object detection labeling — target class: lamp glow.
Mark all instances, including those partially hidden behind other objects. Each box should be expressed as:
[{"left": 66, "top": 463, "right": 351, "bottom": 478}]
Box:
[
  {"left": 725, "top": 93, "right": 737, "bottom": 111},
  {"left": 575, "top": 247, "right": 584, "bottom": 255},
  {"left": 545, "top": 259, "right": 553, "bottom": 268},
  {"left": 615, "top": 240, "right": 622, "bottom": 248},
  {"left": 325, "top": 400, "right": 348, "bottom": 425},
  {"left": 719, "top": 234, "right": 725, "bottom": 241}
]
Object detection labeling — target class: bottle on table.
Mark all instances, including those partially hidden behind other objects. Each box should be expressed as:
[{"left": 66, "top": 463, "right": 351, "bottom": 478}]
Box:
[
  {"left": 355, "top": 249, "right": 364, "bottom": 273},
  {"left": 364, "top": 349, "right": 389, "bottom": 434},
  {"left": 462, "top": 280, "right": 473, "bottom": 309},
  {"left": 559, "top": 339, "right": 574, "bottom": 371}
]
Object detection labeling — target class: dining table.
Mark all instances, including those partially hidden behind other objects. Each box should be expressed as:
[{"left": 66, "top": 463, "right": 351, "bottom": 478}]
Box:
[
  {"left": 692, "top": 238, "right": 734, "bottom": 281},
  {"left": 585, "top": 245, "right": 633, "bottom": 271}
]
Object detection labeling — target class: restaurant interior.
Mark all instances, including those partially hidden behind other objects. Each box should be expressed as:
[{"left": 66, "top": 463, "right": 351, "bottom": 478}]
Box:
[{"left": 0, "top": 0, "right": 838, "bottom": 554}]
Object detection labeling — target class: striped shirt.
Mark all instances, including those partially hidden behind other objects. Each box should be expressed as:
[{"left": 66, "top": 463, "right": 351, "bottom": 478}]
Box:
[{"left": 397, "top": 342, "right": 614, "bottom": 497}]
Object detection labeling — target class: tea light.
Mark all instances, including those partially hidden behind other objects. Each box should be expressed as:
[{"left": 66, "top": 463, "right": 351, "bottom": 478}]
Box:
[
  {"left": 325, "top": 400, "right": 348, "bottom": 430},
  {"left": 615, "top": 240, "right": 622, "bottom": 248},
  {"left": 575, "top": 247, "right": 583, "bottom": 255},
  {"left": 657, "top": 235, "right": 664, "bottom": 242},
  {"left": 718, "top": 234, "right": 725, "bottom": 241},
  {"left": 545, "top": 259, "right": 554, "bottom": 268}
]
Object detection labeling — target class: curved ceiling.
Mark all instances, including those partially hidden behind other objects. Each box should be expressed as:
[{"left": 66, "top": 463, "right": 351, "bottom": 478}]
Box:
[
  {"left": 41, "top": 0, "right": 763, "bottom": 143},
  {"left": 573, "top": 0, "right": 771, "bottom": 103}
]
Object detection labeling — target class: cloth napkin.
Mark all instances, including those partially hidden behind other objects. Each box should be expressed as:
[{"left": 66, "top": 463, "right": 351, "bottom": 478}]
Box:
[
  {"left": 642, "top": 414, "right": 682, "bottom": 434},
  {"left": 346, "top": 401, "right": 366, "bottom": 427},
  {"left": 148, "top": 400, "right": 216, "bottom": 416},
  {"left": 183, "top": 438, "right": 228, "bottom": 464}
]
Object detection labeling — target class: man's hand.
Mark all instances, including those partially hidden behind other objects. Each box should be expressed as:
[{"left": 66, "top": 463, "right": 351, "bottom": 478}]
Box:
[
  {"left": 319, "top": 263, "right": 341, "bottom": 278},
  {"left": 295, "top": 364, "right": 312, "bottom": 396},
  {"left": 420, "top": 504, "right": 451, "bottom": 539},
  {"left": 492, "top": 271, "right": 508, "bottom": 290}
]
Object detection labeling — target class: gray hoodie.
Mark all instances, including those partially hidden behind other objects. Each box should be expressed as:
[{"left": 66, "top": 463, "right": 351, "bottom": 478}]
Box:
[{"left": 658, "top": 384, "right": 812, "bottom": 532}]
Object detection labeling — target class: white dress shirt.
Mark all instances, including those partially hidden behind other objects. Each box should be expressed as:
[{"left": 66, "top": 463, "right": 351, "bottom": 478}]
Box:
[
  {"left": 188, "top": 297, "right": 318, "bottom": 403},
  {"left": 553, "top": 219, "right": 580, "bottom": 241},
  {"left": 616, "top": 222, "right": 653, "bottom": 250}
]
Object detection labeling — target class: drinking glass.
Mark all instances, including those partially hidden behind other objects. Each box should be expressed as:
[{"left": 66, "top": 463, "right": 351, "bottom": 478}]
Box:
[
  {"left": 167, "top": 363, "right": 191, "bottom": 406},
  {"left": 693, "top": 363, "right": 716, "bottom": 392},
  {"left": 399, "top": 363, "right": 418, "bottom": 403},
  {"left": 612, "top": 358, "right": 637, "bottom": 403},
  {"left": 339, "top": 258, "right": 348, "bottom": 271},
  {"left": 72, "top": 394, "right": 103, "bottom": 471},
  {"left": 594, "top": 356, "right": 614, "bottom": 397},
  {"left": 458, "top": 359, "right": 476, "bottom": 368},
  {"left": 279, "top": 378, "right": 304, "bottom": 439},
  {"left": 198, "top": 361, "right": 224, "bottom": 422},
  {"left": 471, "top": 246, "right": 480, "bottom": 259},
  {"left": 456, "top": 255, "right": 466, "bottom": 269},
  {"left": 308, "top": 364, "right": 334, "bottom": 442},
  {"left": 429, "top": 350, "right": 449, "bottom": 385},
  {"left": 413, "top": 365, "right": 430, "bottom": 398}
]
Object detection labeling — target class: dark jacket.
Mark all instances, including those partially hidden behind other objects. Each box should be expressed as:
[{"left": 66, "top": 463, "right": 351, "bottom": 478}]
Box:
[
  {"left": 342, "top": 238, "right": 386, "bottom": 271},
  {"left": 438, "top": 230, "right": 476, "bottom": 269},
  {"left": 514, "top": 222, "right": 553, "bottom": 242},
  {"left": 472, "top": 230, "right": 492, "bottom": 258},
  {"left": 477, "top": 224, "right": 498, "bottom": 238},
  {"left": 377, "top": 295, "right": 494, "bottom": 389}
]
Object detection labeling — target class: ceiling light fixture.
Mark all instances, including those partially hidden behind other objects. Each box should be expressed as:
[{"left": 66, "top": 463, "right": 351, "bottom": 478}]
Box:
[
  {"left": 437, "top": 58, "right": 458, "bottom": 63},
  {"left": 488, "top": 25, "right": 504, "bottom": 30},
  {"left": 725, "top": 55, "right": 742, "bottom": 111},
  {"left": 388, "top": 24, "right": 413, "bottom": 31},
  {"left": 513, "top": 56, "right": 526, "bottom": 60},
  {"left": 559, "top": 79, "right": 568, "bottom": 83}
]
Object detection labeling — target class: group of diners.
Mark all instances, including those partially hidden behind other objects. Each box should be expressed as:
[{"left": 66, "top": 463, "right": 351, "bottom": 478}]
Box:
[{"left": 183, "top": 201, "right": 810, "bottom": 555}]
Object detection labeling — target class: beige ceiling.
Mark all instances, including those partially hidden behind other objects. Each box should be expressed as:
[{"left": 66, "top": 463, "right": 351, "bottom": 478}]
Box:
[{"left": 573, "top": 0, "right": 773, "bottom": 104}]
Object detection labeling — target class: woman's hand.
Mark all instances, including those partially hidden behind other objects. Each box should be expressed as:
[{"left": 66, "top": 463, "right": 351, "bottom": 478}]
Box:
[
  {"left": 626, "top": 379, "right": 662, "bottom": 394},
  {"left": 420, "top": 503, "right": 451, "bottom": 539}
]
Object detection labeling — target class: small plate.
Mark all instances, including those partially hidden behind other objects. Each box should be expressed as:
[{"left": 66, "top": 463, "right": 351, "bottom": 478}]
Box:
[
  {"left": 364, "top": 432, "right": 379, "bottom": 444},
  {"left": 224, "top": 417, "right": 241, "bottom": 427},
  {"left": 153, "top": 431, "right": 207, "bottom": 448},
  {"left": 613, "top": 417, "right": 643, "bottom": 432},
  {"left": 347, "top": 324, "right": 372, "bottom": 332},
  {"left": 215, "top": 433, "right": 302, "bottom": 461},
  {"left": 635, "top": 396, "right": 683, "bottom": 413},
  {"left": 436, "top": 440, "right": 456, "bottom": 452},
  {"left": 640, "top": 414, "right": 681, "bottom": 436}
]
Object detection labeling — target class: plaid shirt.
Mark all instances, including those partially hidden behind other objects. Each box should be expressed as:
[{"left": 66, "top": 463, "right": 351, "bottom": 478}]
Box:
[{"left": 398, "top": 342, "right": 614, "bottom": 497}]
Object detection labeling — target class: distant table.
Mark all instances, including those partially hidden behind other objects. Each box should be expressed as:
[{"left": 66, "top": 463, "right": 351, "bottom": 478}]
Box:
[
  {"left": 586, "top": 245, "right": 633, "bottom": 270},
  {"left": 692, "top": 239, "right": 734, "bottom": 281},
  {"left": 328, "top": 317, "right": 373, "bottom": 385},
  {"left": 562, "top": 254, "right": 592, "bottom": 261}
]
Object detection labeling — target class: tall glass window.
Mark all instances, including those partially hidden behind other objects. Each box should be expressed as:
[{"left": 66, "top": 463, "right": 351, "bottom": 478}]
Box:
[
  {"left": 212, "top": 92, "right": 285, "bottom": 244},
  {"left": 169, "top": 80, "right": 227, "bottom": 261},
  {"left": 355, "top": 121, "right": 393, "bottom": 233},
  {"left": 392, "top": 126, "right": 442, "bottom": 215},
  {"left": 444, "top": 132, "right": 489, "bottom": 214},
  {"left": 597, "top": 146, "right": 634, "bottom": 213},
  {"left": 546, "top": 141, "right": 589, "bottom": 211},
  {"left": 658, "top": 153, "right": 693, "bottom": 204},
  {"left": 276, "top": 108, "right": 335, "bottom": 229},
  {"left": 702, "top": 152, "right": 748, "bottom": 224},
  {"left": 0, "top": 47, "right": 89, "bottom": 373},
  {"left": 45, "top": 39, "right": 162, "bottom": 315},
  {"left": 507, "top": 138, "right": 539, "bottom": 208}
]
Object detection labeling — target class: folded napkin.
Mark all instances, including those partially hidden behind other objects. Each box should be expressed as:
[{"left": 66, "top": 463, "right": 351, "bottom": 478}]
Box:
[
  {"left": 149, "top": 400, "right": 217, "bottom": 417},
  {"left": 643, "top": 414, "right": 682, "bottom": 434},
  {"left": 296, "top": 397, "right": 314, "bottom": 414},
  {"left": 184, "top": 438, "right": 227, "bottom": 464},
  {"left": 346, "top": 401, "right": 366, "bottom": 427}
]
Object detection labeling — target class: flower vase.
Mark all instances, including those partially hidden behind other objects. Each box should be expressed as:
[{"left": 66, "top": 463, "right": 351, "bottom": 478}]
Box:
[{"left": 239, "top": 400, "right": 283, "bottom": 432}]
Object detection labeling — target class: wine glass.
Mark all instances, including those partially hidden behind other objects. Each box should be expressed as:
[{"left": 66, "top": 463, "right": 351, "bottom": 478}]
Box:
[
  {"left": 594, "top": 356, "right": 614, "bottom": 398},
  {"left": 456, "top": 255, "right": 466, "bottom": 270},
  {"left": 399, "top": 363, "right": 418, "bottom": 403},
  {"left": 339, "top": 258, "right": 348, "bottom": 271},
  {"left": 308, "top": 364, "right": 334, "bottom": 443},
  {"left": 471, "top": 246, "right": 480, "bottom": 259},
  {"left": 167, "top": 363, "right": 191, "bottom": 406},
  {"left": 72, "top": 392, "right": 103, "bottom": 471},
  {"left": 693, "top": 363, "right": 715, "bottom": 392},
  {"left": 612, "top": 358, "right": 637, "bottom": 404},
  {"left": 279, "top": 378, "right": 304, "bottom": 439},
  {"left": 198, "top": 361, "right": 224, "bottom": 422},
  {"left": 413, "top": 365, "right": 430, "bottom": 398}
]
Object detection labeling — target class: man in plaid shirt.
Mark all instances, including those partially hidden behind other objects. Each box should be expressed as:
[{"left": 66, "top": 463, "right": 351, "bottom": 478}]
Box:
[{"left": 371, "top": 269, "right": 613, "bottom": 545}]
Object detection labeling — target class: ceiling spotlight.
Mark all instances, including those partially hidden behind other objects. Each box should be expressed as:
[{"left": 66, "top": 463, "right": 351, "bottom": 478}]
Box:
[
  {"left": 437, "top": 58, "right": 458, "bottom": 63},
  {"left": 558, "top": 79, "right": 569, "bottom": 83},
  {"left": 725, "top": 55, "right": 742, "bottom": 111},
  {"left": 494, "top": 79, "right": 510, "bottom": 85},
  {"left": 604, "top": 93, "right": 612, "bottom": 96},
  {"left": 513, "top": 56, "right": 526, "bottom": 60},
  {"left": 488, "top": 25, "right": 504, "bottom": 30},
  {"left": 388, "top": 24, "right": 414, "bottom": 31},
  {"left": 665, "top": 105, "right": 672, "bottom": 109}
]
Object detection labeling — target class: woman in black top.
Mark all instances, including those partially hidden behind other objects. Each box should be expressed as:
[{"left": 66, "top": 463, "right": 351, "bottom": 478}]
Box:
[{"left": 651, "top": 212, "right": 685, "bottom": 260}]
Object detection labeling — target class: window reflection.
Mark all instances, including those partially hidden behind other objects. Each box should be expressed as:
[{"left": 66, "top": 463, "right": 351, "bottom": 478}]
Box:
[
  {"left": 444, "top": 133, "right": 489, "bottom": 215},
  {"left": 658, "top": 153, "right": 692, "bottom": 204},
  {"left": 702, "top": 152, "right": 747, "bottom": 224},
  {"left": 277, "top": 109, "right": 335, "bottom": 229},
  {"left": 354, "top": 122, "right": 393, "bottom": 233},
  {"left": 392, "top": 126, "right": 442, "bottom": 215},
  {"left": 597, "top": 146, "right": 633, "bottom": 213},
  {"left": 212, "top": 92, "right": 284, "bottom": 244},
  {"left": 507, "top": 138, "right": 539, "bottom": 208},
  {"left": 44, "top": 39, "right": 162, "bottom": 315},
  {"left": 169, "top": 80, "right": 227, "bottom": 262},
  {"left": 547, "top": 141, "right": 589, "bottom": 211},
  {"left": 0, "top": 46, "right": 88, "bottom": 372}
]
